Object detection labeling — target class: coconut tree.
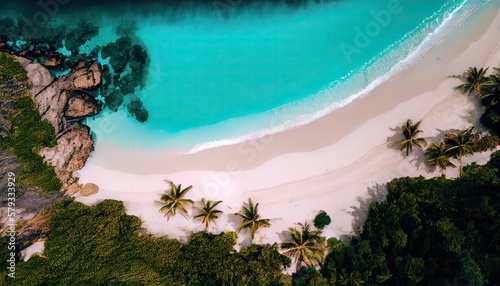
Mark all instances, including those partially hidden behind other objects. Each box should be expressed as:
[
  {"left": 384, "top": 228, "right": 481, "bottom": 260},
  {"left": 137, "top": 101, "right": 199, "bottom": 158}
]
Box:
[
  {"left": 445, "top": 127, "right": 476, "bottom": 174},
  {"left": 193, "top": 198, "right": 223, "bottom": 231},
  {"left": 237, "top": 199, "right": 271, "bottom": 240},
  {"left": 399, "top": 119, "right": 427, "bottom": 156},
  {"left": 425, "top": 142, "right": 456, "bottom": 171},
  {"left": 454, "top": 67, "right": 489, "bottom": 95},
  {"left": 281, "top": 222, "right": 326, "bottom": 268},
  {"left": 158, "top": 181, "right": 193, "bottom": 220},
  {"left": 480, "top": 74, "right": 500, "bottom": 106}
]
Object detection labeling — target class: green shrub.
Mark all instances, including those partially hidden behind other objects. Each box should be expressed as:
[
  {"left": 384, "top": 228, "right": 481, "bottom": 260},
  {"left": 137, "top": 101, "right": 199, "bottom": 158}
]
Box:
[
  {"left": 313, "top": 210, "right": 331, "bottom": 229},
  {"left": 480, "top": 107, "right": 500, "bottom": 135},
  {"left": 14, "top": 199, "right": 291, "bottom": 285},
  {"left": 0, "top": 52, "right": 27, "bottom": 83},
  {"left": 316, "top": 152, "right": 500, "bottom": 285},
  {"left": 472, "top": 135, "right": 500, "bottom": 152}
]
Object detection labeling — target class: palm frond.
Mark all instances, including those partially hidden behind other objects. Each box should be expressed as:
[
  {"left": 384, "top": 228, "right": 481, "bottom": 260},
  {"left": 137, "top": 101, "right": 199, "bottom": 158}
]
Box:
[{"left": 158, "top": 181, "right": 194, "bottom": 220}]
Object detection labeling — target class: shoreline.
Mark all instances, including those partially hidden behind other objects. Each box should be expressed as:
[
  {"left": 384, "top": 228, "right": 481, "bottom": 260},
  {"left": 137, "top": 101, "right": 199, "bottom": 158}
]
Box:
[
  {"left": 84, "top": 0, "right": 500, "bottom": 175},
  {"left": 77, "top": 2, "right": 500, "bottom": 243}
]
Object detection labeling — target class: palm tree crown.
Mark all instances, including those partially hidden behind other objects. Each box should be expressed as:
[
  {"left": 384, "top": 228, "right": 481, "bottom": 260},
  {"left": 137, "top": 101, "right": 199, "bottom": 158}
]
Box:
[
  {"left": 454, "top": 67, "right": 489, "bottom": 95},
  {"left": 444, "top": 127, "right": 476, "bottom": 163},
  {"left": 425, "top": 142, "right": 456, "bottom": 171},
  {"left": 399, "top": 119, "right": 427, "bottom": 156},
  {"left": 480, "top": 74, "right": 500, "bottom": 106},
  {"left": 193, "top": 198, "right": 223, "bottom": 231},
  {"left": 158, "top": 181, "right": 194, "bottom": 220},
  {"left": 237, "top": 199, "right": 271, "bottom": 240},
  {"left": 281, "top": 222, "right": 326, "bottom": 268}
]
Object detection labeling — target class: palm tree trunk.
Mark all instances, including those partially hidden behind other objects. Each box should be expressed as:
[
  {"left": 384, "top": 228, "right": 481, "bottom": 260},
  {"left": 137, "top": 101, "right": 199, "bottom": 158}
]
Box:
[{"left": 458, "top": 157, "right": 464, "bottom": 177}]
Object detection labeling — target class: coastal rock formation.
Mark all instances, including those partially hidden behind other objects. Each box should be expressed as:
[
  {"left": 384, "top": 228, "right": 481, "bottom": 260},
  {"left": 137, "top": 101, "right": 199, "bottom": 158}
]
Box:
[
  {"left": 64, "top": 183, "right": 82, "bottom": 196},
  {"left": 71, "top": 61, "right": 102, "bottom": 90},
  {"left": 80, "top": 183, "right": 99, "bottom": 196},
  {"left": 65, "top": 92, "right": 99, "bottom": 119},
  {"left": 38, "top": 123, "right": 94, "bottom": 187},
  {"left": 13, "top": 56, "right": 101, "bottom": 190},
  {"left": 15, "top": 57, "right": 54, "bottom": 96},
  {"left": 23, "top": 60, "right": 101, "bottom": 132},
  {"left": 33, "top": 81, "right": 69, "bottom": 132}
]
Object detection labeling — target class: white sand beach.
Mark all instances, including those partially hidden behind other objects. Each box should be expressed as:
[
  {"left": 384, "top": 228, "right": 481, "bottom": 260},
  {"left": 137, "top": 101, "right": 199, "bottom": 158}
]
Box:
[{"left": 76, "top": 2, "right": 500, "bottom": 245}]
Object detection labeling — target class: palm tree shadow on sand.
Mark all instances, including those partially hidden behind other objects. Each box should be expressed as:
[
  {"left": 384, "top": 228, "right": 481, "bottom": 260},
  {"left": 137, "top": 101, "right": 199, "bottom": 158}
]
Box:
[
  {"left": 459, "top": 96, "right": 487, "bottom": 129},
  {"left": 348, "top": 183, "right": 388, "bottom": 236},
  {"left": 387, "top": 126, "right": 403, "bottom": 151}
]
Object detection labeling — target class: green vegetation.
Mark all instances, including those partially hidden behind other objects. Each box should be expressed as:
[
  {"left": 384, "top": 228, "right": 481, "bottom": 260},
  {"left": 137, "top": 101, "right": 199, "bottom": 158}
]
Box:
[
  {"left": 424, "top": 142, "right": 456, "bottom": 171},
  {"left": 158, "top": 181, "right": 194, "bottom": 219},
  {"left": 0, "top": 52, "right": 62, "bottom": 192},
  {"left": 398, "top": 119, "right": 426, "bottom": 156},
  {"left": 454, "top": 66, "right": 489, "bottom": 95},
  {"left": 313, "top": 210, "right": 331, "bottom": 230},
  {"left": 0, "top": 52, "right": 27, "bottom": 83},
  {"left": 293, "top": 152, "right": 500, "bottom": 285},
  {"left": 455, "top": 66, "right": 500, "bottom": 134},
  {"left": 237, "top": 199, "right": 272, "bottom": 241},
  {"left": 281, "top": 222, "right": 326, "bottom": 269},
  {"left": 13, "top": 199, "right": 291, "bottom": 285},
  {"left": 194, "top": 198, "right": 223, "bottom": 231}
]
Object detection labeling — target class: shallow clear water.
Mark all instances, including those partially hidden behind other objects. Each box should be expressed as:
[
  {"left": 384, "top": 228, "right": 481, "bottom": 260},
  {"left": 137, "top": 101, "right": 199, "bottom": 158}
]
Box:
[{"left": 76, "top": 0, "right": 488, "bottom": 152}]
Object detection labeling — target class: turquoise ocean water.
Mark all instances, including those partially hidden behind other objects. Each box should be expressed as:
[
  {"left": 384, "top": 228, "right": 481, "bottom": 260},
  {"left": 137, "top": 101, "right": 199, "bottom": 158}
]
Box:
[{"left": 79, "top": 0, "right": 489, "bottom": 153}]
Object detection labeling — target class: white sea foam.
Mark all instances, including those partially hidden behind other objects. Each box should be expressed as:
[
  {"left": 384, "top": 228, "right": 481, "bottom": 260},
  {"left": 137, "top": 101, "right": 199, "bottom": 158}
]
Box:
[{"left": 187, "top": 0, "right": 486, "bottom": 154}]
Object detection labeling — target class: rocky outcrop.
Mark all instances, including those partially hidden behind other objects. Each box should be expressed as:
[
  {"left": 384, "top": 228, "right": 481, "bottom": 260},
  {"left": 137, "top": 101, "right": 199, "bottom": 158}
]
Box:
[
  {"left": 13, "top": 57, "right": 101, "bottom": 190},
  {"left": 65, "top": 91, "right": 99, "bottom": 119},
  {"left": 38, "top": 123, "right": 93, "bottom": 188},
  {"left": 15, "top": 57, "right": 54, "bottom": 96},
  {"left": 80, "top": 183, "right": 99, "bottom": 196},
  {"left": 65, "top": 183, "right": 81, "bottom": 196},
  {"left": 34, "top": 82, "right": 69, "bottom": 133},
  {"left": 22, "top": 60, "right": 101, "bottom": 133},
  {"left": 71, "top": 61, "right": 101, "bottom": 89}
]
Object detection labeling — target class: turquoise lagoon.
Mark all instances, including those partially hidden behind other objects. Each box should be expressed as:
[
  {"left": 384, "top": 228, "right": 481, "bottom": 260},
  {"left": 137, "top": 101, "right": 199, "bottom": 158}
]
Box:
[{"left": 83, "top": 0, "right": 490, "bottom": 153}]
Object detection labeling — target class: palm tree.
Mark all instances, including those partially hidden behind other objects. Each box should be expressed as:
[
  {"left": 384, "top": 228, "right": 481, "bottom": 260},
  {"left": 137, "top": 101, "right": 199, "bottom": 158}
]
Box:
[
  {"left": 193, "top": 198, "right": 223, "bottom": 231},
  {"left": 444, "top": 127, "right": 476, "bottom": 174},
  {"left": 479, "top": 74, "right": 500, "bottom": 106},
  {"left": 399, "top": 119, "right": 427, "bottom": 156},
  {"left": 237, "top": 199, "right": 271, "bottom": 240},
  {"left": 454, "top": 67, "right": 489, "bottom": 95},
  {"left": 338, "top": 273, "right": 365, "bottom": 286},
  {"left": 158, "top": 181, "right": 193, "bottom": 220},
  {"left": 425, "top": 142, "right": 456, "bottom": 171},
  {"left": 281, "top": 222, "right": 326, "bottom": 268}
]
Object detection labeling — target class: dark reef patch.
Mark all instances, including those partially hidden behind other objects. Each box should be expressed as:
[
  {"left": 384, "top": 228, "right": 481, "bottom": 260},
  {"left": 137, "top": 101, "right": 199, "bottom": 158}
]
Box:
[
  {"left": 0, "top": 15, "right": 151, "bottom": 122},
  {"left": 100, "top": 35, "right": 150, "bottom": 116}
]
